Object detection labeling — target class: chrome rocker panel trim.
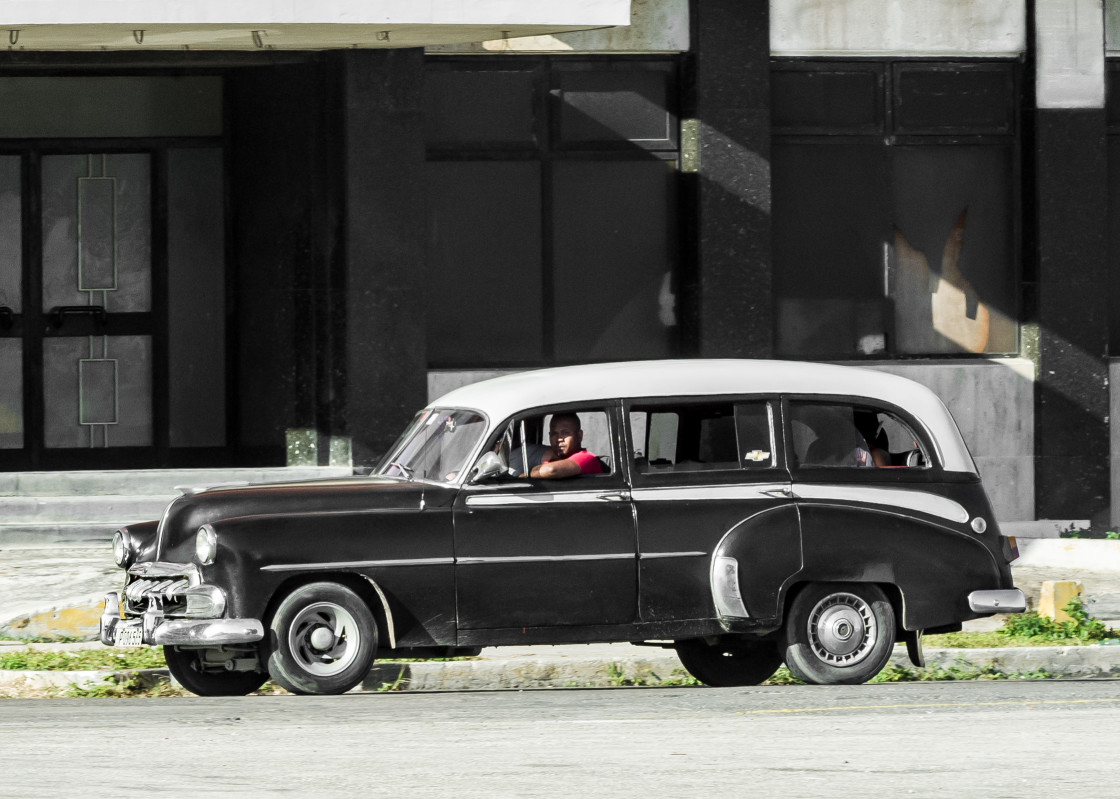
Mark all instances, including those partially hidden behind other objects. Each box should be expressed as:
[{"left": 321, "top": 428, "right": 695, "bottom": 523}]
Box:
[{"left": 967, "top": 588, "right": 1027, "bottom": 614}]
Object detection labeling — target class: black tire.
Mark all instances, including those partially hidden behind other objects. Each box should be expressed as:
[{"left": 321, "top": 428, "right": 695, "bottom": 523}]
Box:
[
  {"left": 782, "top": 582, "right": 896, "bottom": 685},
  {"left": 266, "top": 582, "right": 378, "bottom": 695},
  {"left": 164, "top": 646, "right": 268, "bottom": 697},
  {"left": 675, "top": 635, "right": 783, "bottom": 687}
]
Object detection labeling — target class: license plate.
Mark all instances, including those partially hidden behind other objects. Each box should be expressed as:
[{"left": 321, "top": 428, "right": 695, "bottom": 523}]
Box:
[{"left": 115, "top": 624, "right": 144, "bottom": 648}]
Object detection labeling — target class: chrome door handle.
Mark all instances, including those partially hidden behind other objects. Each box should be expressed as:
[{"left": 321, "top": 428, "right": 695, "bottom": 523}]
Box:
[
  {"left": 762, "top": 487, "right": 795, "bottom": 499},
  {"left": 596, "top": 492, "right": 629, "bottom": 502}
]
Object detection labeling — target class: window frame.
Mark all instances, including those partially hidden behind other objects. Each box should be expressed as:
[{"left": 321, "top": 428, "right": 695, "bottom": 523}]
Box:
[
  {"left": 623, "top": 395, "right": 787, "bottom": 489},
  {"left": 781, "top": 394, "right": 943, "bottom": 485},
  {"left": 770, "top": 57, "right": 1022, "bottom": 361}
]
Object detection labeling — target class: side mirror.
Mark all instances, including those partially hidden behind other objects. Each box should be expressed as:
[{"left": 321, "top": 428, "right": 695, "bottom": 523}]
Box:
[{"left": 468, "top": 451, "right": 506, "bottom": 484}]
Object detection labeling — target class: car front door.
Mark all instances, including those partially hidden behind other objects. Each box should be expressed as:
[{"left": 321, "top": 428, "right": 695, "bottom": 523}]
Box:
[{"left": 452, "top": 402, "right": 637, "bottom": 631}]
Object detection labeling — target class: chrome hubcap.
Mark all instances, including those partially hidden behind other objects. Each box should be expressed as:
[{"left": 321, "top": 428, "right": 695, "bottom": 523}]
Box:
[
  {"left": 288, "top": 602, "right": 361, "bottom": 676},
  {"left": 807, "top": 592, "right": 876, "bottom": 666}
]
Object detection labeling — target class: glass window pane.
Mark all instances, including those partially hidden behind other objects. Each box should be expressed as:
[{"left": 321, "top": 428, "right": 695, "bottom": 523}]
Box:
[
  {"left": 773, "top": 142, "right": 891, "bottom": 357},
  {"left": 426, "top": 162, "right": 543, "bottom": 364},
  {"left": 790, "top": 402, "right": 874, "bottom": 469},
  {"left": 891, "top": 145, "right": 1017, "bottom": 355},
  {"left": 0, "top": 156, "right": 20, "bottom": 313},
  {"left": 555, "top": 66, "right": 676, "bottom": 149},
  {"left": 424, "top": 67, "right": 538, "bottom": 146},
  {"left": 630, "top": 402, "right": 737, "bottom": 474},
  {"left": 0, "top": 339, "right": 22, "bottom": 448},
  {"left": 0, "top": 77, "right": 221, "bottom": 139},
  {"left": 552, "top": 161, "right": 676, "bottom": 361},
  {"left": 893, "top": 64, "right": 1015, "bottom": 135},
  {"left": 42, "top": 154, "right": 150, "bottom": 313},
  {"left": 43, "top": 335, "right": 151, "bottom": 448},
  {"left": 168, "top": 148, "right": 226, "bottom": 447},
  {"left": 772, "top": 67, "right": 883, "bottom": 133}
]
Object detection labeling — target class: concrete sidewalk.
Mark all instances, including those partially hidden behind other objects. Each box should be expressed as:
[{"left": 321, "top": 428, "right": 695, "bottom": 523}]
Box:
[{"left": 2, "top": 640, "right": 1120, "bottom": 696}]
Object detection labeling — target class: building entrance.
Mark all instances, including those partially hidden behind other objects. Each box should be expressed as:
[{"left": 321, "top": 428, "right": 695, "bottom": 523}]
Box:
[{"left": 0, "top": 144, "right": 228, "bottom": 470}]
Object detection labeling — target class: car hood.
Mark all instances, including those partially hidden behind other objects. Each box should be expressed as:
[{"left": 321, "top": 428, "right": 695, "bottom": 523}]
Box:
[{"left": 154, "top": 476, "right": 430, "bottom": 560}]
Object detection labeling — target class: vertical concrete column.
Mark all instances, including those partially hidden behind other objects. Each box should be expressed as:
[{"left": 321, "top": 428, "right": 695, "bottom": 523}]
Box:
[
  {"left": 332, "top": 49, "right": 428, "bottom": 465},
  {"left": 691, "top": 0, "right": 773, "bottom": 357},
  {"left": 1032, "top": 1, "right": 1110, "bottom": 519}
]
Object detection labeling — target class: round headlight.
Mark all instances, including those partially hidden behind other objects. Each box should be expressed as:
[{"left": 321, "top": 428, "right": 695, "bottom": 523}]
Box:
[
  {"left": 196, "top": 525, "right": 218, "bottom": 566},
  {"left": 970, "top": 516, "right": 988, "bottom": 534},
  {"left": 112, "top": 529, "right": 134, "bottom": 569}
]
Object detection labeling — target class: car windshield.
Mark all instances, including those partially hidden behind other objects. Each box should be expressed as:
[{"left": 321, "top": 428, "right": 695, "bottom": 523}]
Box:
[{"left": 376, "top": 408, "right": 488, "bottom": 484}]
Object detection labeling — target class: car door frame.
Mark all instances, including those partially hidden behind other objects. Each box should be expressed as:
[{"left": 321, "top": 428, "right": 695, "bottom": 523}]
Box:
[
  {"left": 452, "top": 399, "right": 639, "bottom": 643},
  {"left": 624, "top": 394, "right": 802, "bottom": 629}
]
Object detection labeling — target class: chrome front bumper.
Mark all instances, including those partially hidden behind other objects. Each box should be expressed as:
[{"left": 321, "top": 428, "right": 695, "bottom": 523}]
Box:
[
  {"left": 100, "top": 591, "right": 264, "bottom": 647},
  {"left": 968, "top": 588, "right": 1027, "bottom": 614}
]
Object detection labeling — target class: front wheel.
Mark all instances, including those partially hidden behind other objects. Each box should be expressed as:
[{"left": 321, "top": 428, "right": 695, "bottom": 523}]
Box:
[
  {"left": 675, "top": 635, "right": 783, "bottom": 687},
  {"left": 782, "top": 582, "right": 896, "bottom": 685},
  {"left": 265, "top": 582, "right": 378, "bottom": 695},
  {"left": 164, "top": 646, "right": 268, "bottom": 697}
]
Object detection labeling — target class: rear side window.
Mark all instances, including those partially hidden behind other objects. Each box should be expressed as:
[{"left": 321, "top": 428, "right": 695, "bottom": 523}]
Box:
[
  {"left": 790, "top": 401, "right": 928, "bottom": 468},
  {"left": 629, "top": 400, "right": 775, "bottom": 474}
]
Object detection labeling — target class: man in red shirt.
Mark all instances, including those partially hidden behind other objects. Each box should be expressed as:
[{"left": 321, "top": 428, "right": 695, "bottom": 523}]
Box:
[{"left": 529, "top": 413, "right": 604, "bottom": 479}]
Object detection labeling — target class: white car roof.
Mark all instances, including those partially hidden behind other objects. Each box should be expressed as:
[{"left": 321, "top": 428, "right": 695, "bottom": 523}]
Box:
[{"left": 430, "top": 359, "right": 976, "bottom": 474}]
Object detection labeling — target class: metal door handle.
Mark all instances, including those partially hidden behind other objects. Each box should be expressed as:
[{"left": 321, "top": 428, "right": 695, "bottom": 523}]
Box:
[
  {"left": 596, "top": 492, "right": 629, "bottom": 502},
  {"left": 762, "top": 487, "right": 795, "bottom": 499},
  {"left": 49, "top": 305, "right": 107, "bottom": 328}
]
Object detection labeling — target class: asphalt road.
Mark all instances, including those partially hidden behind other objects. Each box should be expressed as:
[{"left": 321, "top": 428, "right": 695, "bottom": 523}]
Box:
[{"left": 4, "top": 680, "right": 1120, "bottom": 798}]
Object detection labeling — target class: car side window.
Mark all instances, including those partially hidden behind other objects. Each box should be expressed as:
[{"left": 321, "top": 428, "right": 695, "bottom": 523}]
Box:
[
  {"left": 790, "top": 401, "right": 928, "bottom": 469},
  {"left": 499, "top": 407, "right": 614, "bottom": 477},
  {"left": 630, "top": 401, "right": 774, "bottom": 474}
]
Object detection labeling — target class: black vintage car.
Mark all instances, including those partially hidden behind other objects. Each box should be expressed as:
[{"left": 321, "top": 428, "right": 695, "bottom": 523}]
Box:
[{"left": 101, "top": 360, "right": 1025, "bottom": 695}]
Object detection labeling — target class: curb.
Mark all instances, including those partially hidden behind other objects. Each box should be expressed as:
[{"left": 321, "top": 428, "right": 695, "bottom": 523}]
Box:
[{"left": 2, "top": 647, "right": 1118, "bottom": 696}]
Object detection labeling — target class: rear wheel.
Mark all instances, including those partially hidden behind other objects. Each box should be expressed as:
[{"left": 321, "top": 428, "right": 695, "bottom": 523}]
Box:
[
  {"left": 782, "top": 582, "right": 895, "bottom": 685},
  {"left": 266, "top": 582, "right": 378, "bottom": 695},
  {"left": 164, "top": 646, "right": 268, "bottom": 697},
  {"left": 674, "top": 635, "right": 783, "bottom": 687}
]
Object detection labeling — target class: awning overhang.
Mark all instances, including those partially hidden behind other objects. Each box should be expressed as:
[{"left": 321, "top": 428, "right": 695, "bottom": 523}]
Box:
[{"left": 0, "top": 0, "right": 632, "bottom": 51}]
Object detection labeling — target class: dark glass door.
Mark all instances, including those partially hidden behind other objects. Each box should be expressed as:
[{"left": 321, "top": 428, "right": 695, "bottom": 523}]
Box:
[{"left": 0, "top": 145, "right": 228, "bottom": 470}]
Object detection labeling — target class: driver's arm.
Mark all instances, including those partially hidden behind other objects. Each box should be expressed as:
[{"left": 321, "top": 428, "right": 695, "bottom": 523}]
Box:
[{"left": 530, "top": 458, "right": 581, "bottom": 479}]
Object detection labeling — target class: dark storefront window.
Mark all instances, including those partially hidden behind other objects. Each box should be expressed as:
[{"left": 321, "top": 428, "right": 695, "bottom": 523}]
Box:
[
  {"left": 424, "top": 58, "right": 679, "bottom": 367},
  {"left": 772, "top": 61, "right": 1019, "bottom": 358}
]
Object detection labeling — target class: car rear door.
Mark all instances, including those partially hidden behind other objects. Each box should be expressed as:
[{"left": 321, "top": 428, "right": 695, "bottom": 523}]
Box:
[{"left": 627, "top": 396, "right": 801, "bottom": 624}]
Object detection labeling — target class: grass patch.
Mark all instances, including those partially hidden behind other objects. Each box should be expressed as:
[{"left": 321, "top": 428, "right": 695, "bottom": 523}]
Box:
[{"left": 0, "top": 647, "right": 166, "bottom": 671}]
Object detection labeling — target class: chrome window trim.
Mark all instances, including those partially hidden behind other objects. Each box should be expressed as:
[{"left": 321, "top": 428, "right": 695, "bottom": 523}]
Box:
[
  {"left": 465, "top": 489, "right": 624, "bottom": 507},
  {"left": 631, "top": 483, "right": 791, "bottom": 502}
]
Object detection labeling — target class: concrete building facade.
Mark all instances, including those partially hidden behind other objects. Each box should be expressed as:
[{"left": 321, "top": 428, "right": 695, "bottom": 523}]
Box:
[{"left": 0, "top": 0, "right": 1116, "bottom": 529}]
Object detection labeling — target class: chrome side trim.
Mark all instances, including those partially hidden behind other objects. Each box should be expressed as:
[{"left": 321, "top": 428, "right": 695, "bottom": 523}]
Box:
[
  {"left": 631, "top": 483, "right": 792, "bottom": 502},
  {"left": 456, "top": 553, "right": 634, "bottom": 565},
  {"left": 358, "top": 575, "right": 398, "bottom": 650},
  {"left": 465, "top": 489, "right": 620, "bottom": 507},
  {"left": 711, "top": 555, "right": 750, "bottom": 618},
  {"left": 261, "top": 557, "right": 455, "bottom": 573},
  {"left": 640, "top": 551, "right": 707, "bottom": 559},
  {"left": 968, "top": 588, "right": 1027, "bottom": 614},
  {"left": 792, "top": 484, "right": 970, "bottom": 524}
]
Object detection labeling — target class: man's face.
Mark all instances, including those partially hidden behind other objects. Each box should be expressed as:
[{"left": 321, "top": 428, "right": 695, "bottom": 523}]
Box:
[{"left": 549, "top": 417, "right": 583, "bottom": 458}]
